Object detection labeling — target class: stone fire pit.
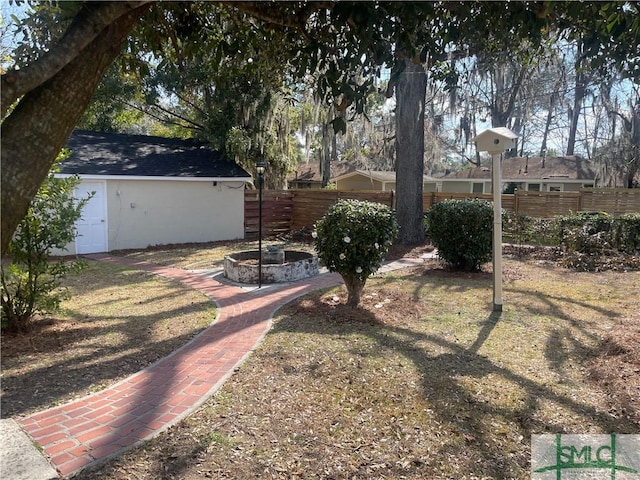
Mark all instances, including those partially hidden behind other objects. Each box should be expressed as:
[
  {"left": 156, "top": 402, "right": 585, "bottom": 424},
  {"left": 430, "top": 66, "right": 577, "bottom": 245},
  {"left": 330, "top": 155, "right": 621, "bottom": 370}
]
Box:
[{"left": 223, "top": 246, "right": 319, "bottom": 284}]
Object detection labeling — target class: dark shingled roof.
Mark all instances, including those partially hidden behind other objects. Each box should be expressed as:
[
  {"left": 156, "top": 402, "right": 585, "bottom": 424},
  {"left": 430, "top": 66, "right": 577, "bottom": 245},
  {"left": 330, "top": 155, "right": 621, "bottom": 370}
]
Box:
[{"left": 60, "top": 130, "right": 251, "bottom": 179}]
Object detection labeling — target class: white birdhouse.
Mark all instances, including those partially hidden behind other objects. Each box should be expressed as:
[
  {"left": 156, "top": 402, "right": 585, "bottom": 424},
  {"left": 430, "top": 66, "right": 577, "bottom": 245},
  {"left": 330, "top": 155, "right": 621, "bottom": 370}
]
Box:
[{"left": 474, "top": 127, "right": 518, "bottom": 154}]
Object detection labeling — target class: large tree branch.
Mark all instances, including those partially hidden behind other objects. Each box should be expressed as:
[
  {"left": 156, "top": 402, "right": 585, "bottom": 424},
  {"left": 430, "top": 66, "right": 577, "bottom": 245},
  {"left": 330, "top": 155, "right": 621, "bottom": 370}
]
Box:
[
  {"left": 172, "top": 90, "right": 209, "bottom": 119},
  {"left": 125, "top": 100, "right": 206, "bottom": 131},
  {"left": 1, "top": 4, "right": 151, "bottom": 254},
  {"left": 226, "top": 1, "right": 332, "bottom": 30},
  {"left": 1, "top": 1, "right": 153, "bottom": 118},
  {"left": 504, "top": 65, "right": 528, "bottom": 123}
]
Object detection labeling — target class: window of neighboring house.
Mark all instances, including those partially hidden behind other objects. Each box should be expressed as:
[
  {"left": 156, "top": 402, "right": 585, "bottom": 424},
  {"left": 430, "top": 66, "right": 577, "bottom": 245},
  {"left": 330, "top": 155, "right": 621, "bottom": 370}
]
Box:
[
  {"left": 528, "top": 183, "right": 541, "bottom": 191},
  {"left": 548, "top": 184, "right": 562, "bottom": 192},
  {"left": 472, "top": 182, "right": 484, "bottom": 194}
]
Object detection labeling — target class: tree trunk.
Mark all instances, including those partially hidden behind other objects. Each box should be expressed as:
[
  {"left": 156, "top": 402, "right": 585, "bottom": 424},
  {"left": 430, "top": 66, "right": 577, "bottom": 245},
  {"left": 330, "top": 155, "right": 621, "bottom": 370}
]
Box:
[
  {"left": 540, "top": 91, "right": 556, "bottom": 156},
  {"left": 320, "top": 121, "right": 331, "bottom": 187},
  {"left": 490, "top": 62, "right": 527, "bottom": 159},
  {"left": 540, "top": 60, "right": 566, "bottom": 157},
  {"left": 343, "top": 273, "right": 365, "bottom": 308},
  {"left": 627, "top": 102, "right": 640, "bottom": 188},
  {"left": 395, "top": 57, "right": 426, "bottom": 245},
  {"left": 0, "top": 1, "right": 152, "bottom": 117},
  {"left": 1, "top": 6, "right": 148, "bottom": 255},
  {"left": 567, "top": 41, "right": 586, "bottom": 156},
  {"left": 566, "top": 71, "right": 586, "bottom": 156}
]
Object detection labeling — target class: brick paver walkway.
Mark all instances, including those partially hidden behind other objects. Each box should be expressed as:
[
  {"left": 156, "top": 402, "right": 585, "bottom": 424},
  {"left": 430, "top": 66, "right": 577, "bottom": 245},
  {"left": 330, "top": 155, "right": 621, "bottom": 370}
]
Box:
[{"left": 16, "top": 254, "right": 425, "bottom": 478}]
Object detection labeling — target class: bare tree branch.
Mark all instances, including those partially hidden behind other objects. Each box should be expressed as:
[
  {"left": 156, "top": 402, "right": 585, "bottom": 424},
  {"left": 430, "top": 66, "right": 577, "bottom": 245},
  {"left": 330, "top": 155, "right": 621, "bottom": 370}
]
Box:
[
  {"left": 125, "top": 100, "right": 205, "bottom": 131},
  {"left": 172, "top": 90, "right": 208, "bottom": 119}
]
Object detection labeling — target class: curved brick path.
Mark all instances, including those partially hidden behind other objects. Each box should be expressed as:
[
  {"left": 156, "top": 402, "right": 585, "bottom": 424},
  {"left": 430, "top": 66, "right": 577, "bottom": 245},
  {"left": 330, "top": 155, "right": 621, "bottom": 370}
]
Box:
[{"left": 16, "top": 254, "right": 425, "bottom": 478}]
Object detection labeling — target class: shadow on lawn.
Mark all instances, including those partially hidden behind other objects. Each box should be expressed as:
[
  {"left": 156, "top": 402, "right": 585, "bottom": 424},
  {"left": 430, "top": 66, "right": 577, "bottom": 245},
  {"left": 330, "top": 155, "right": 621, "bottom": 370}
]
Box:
[
  {"left": 0, "top": 275, "right": 214, "bottom": 418},
  {"left": 72, "top": 262, "right": 637, "bottom": 480},
  {"left": 268, "top": 292, "right": 634, "bottom": 479}
]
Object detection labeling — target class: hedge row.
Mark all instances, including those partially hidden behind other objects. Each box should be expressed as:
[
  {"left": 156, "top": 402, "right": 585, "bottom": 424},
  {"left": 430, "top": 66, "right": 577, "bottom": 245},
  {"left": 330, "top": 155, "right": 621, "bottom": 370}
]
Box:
[
  {"left": 426, "top": 199, "right": 640, "bottom": 272},
  {"left": 504, "top": 211, "right": 640, "bottom": 254}
]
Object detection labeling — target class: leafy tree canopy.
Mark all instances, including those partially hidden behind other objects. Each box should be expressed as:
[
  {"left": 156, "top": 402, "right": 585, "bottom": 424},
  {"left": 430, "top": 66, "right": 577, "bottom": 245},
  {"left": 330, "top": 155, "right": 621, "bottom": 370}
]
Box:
[{"left": 1, "top": 0, "right": 638, "bottom": 253}]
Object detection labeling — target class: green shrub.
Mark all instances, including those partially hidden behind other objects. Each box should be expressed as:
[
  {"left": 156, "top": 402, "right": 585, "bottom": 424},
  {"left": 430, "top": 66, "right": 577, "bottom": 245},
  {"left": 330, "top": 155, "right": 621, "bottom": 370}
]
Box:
[
  {"left": 426, "top": 198, "right": 493, "bottom": 271},
  {"left": 554, "top": 211, "right": 613, "bottom": 246},
  {"left": 559, "top": 227, "right": 611, "bottom": 256},
  {"left": 552, "top": 211, "right": 640, "bottom": 271},
  {"left": 314, "top": 199, "right": 398, "bottom": 307},
  {"left": 611, "top": 212, "right": 640, "bottom": 253},
  {"left": 503, "top": 212, "right": 556, "bottom": 247},
  {"left": 1, "top": 165, "right": 90, "bottom": 332},
  {"left": 487, "top": 209, "right": 639, "bottom": 271}
]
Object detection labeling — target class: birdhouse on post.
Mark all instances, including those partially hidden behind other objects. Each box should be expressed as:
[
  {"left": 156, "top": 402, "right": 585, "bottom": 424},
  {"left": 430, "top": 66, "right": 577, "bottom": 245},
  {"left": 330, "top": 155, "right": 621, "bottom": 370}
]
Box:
[
  {"left": 474, "top": 127, "right": 518, "bottom": 155},
  {"left": 473, "top": 127, "right": 518, "bottom": 313}
]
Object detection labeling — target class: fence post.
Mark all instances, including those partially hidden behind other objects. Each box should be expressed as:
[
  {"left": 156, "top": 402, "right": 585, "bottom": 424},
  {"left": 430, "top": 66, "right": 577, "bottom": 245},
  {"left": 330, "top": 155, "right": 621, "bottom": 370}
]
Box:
[{"left": 577, "top": 189, "right": 583, "bottom": 212}]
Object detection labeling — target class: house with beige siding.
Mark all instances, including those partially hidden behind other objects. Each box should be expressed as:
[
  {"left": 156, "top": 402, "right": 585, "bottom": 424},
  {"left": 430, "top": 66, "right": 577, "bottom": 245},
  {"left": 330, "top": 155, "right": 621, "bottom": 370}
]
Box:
[
  {"left": 437, "top": 155, "right": 596, "bottom": 193},
  {"left": 330, "top": 157, "right": 597, "bottom": 194},
  {"left": 55, "top": 130, "right": 251, "bottom": 254},
  {"left": 287, "top": 161, "right": 351, "bottom": 189},
  {"left": 332, "top": 169, "right": 440, "bottom": 191},
  {"left": 333, "top": 170, "right": 398, "bottom": 191}
]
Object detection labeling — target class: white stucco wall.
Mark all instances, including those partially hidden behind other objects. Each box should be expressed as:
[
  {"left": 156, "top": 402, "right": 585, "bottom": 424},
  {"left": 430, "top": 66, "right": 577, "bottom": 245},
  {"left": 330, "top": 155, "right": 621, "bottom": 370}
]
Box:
[
  {"left": 55, "top": 177, "right": 246, "bottom": 254},
  {"left": 105, "top": 179, "right": 245, "bottom": 250}
]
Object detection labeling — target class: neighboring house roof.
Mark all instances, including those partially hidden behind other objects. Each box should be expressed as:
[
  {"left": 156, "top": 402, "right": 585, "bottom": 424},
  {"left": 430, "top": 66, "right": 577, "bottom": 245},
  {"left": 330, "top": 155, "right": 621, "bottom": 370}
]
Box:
[
  {"left": 443, "top": 156, "right": 596, "bottom": 182},
  {"left": 287, "top": 161, "right": 352, "bottom": 186},
  {"left": 332, "top": 169, "right": 433, "bottom": 183},
  {"left": 60, "top": 130, "right": 251, "bottom": 179}
]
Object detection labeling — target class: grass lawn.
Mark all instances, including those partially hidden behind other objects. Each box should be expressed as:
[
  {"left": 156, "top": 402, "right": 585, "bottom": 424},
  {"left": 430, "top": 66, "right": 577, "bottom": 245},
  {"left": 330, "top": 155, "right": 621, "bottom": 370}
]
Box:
[
  {"left": 57, "top": 245, "right": 639, "bottom": 480},
  {"left": 1, "top": 261, "right": 215, "bottom": 417}
]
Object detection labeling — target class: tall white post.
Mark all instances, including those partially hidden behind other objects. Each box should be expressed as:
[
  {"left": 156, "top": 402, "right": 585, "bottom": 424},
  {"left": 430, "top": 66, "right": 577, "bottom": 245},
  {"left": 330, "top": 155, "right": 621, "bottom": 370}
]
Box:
[
  {"left": 473, "top": 127, "right": 517, "bottom": 312},
  {"left": 491, "top": 152, "right": 503, "bottom": 312}
]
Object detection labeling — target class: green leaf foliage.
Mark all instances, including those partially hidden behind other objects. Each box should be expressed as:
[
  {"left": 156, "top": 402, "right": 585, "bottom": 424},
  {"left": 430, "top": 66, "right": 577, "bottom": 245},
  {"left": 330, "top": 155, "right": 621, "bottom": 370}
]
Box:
[
  {"left": 554, "top": 212, "right": 640, "bottom": 270},
  {"left": 314, "top": 199, "right": 398, "bottom": 307},
  {"left": 612, "top": 213, "right": 640, "bottom": 254},
  {"left": 1, "top": 159, "right": 90, "bottom": 332},
  {"left": 426, "top": 199, "right": 493, "bottom": 272}
]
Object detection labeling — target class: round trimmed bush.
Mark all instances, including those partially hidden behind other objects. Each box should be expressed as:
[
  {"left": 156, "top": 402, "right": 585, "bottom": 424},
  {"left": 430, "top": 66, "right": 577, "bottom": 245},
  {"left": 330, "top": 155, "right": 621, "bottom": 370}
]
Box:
[
  {"left": 313, "top": 199, "right": 398, "bottom": 307},
  {"left": 426, "top": 198, "right": 493, "bottom": 271}
]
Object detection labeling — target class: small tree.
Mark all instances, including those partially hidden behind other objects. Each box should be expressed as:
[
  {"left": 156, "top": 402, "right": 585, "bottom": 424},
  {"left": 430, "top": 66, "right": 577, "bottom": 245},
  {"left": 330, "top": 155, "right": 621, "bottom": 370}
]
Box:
[
  {"left": 426, "top": 198, "right": 493, "bottom": 271},
  {"left": 313, "top": 199, "right": 398, "bottom": 307},
  {"left": 1, "top": 163, "right": 90, "bottom": 332}
]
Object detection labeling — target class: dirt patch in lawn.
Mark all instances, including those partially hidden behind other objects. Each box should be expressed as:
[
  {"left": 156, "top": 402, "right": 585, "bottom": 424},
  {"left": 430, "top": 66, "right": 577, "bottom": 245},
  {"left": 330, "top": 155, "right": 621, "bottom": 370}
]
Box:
[
  {"left": 1, "top": 260, "right": 215, "bottom": 418},
  {"left": 72, "top": 249, "right": 639, "bottom": 480}
]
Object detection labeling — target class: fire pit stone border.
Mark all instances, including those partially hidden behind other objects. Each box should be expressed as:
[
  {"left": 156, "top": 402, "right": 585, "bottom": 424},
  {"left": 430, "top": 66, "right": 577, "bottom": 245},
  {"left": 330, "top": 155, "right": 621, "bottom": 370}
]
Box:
[{"left": 223, "top": 250, "right": 319, "bottom": 284}]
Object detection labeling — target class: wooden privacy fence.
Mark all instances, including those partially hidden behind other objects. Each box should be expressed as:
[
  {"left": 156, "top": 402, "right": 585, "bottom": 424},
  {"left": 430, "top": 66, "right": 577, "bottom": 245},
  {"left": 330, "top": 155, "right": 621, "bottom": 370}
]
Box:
[
  {"left": 580, "top": 188, "right": 640, "bottom": 215},
  {"left": 244, "top": 190, "right": 294, "bottom": 238},
  {"left": 245, "top": 188, "right": 640, "bottom": 237},
  {"left": 420, "top": 189, "right": 640, "bottom": 218},
  {"left": 244, "top": 189, "right": 394, "bottom": 238},
  {"left": 423, "top": 189, "right": 640, "bottom": 218},
  {"left": 422, "top": 192, "right": 570, "bottom": 218}
]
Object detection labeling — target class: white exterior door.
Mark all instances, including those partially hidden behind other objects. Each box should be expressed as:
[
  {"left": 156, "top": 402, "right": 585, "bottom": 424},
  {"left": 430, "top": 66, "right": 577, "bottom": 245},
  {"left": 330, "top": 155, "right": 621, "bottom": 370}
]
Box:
[{"left": 75, "top": 181, "right": 108, "bottom": 254}]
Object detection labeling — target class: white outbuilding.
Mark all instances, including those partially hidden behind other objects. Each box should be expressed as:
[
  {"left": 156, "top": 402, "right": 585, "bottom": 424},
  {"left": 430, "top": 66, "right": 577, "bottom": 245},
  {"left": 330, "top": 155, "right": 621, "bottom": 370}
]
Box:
[{"left": 56, "top": 130, "right": 251, "bottom": 254}]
